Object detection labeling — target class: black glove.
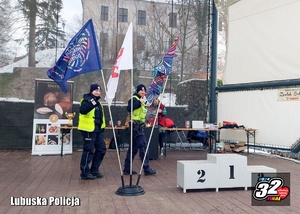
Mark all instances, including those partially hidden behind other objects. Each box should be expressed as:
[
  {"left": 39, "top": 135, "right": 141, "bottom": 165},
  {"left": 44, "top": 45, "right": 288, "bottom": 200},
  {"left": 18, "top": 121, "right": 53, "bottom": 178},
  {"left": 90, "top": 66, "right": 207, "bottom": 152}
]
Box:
[{"left": 100, "top": 128, "right": 105, "bottom": 133}]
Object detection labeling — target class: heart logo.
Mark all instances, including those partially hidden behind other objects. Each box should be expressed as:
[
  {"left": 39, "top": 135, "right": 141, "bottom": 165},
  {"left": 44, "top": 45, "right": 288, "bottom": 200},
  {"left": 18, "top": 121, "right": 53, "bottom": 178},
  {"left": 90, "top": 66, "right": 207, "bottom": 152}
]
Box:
[{"left": 277, "top": 186, "right": 290, "bottom": 199}]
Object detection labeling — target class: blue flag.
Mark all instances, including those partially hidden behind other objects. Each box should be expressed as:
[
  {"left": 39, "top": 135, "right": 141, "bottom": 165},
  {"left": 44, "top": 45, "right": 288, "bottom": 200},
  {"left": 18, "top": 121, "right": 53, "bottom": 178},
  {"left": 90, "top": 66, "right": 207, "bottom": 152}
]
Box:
[{"left": 47, "top": 19, "right": 102, "bottom": 93}]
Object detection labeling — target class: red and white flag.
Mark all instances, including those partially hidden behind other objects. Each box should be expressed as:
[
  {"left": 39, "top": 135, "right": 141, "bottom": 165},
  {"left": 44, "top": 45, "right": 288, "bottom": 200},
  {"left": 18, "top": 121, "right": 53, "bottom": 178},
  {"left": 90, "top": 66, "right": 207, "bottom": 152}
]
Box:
[{"left": 106, "top": 22, "right": 133, "bottom": 105}]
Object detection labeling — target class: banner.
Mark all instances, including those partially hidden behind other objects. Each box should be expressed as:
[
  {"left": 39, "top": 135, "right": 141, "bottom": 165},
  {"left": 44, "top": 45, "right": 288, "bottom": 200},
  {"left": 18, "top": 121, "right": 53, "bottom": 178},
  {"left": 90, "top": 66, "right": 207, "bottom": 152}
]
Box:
[
  {"left": 146, "top": 38, "right": 179, "bottom": 104},
  {"left": 47, "top": 19, "right": 102, "bottom": 93},
  {"left": 31, "top": 79, "right": 74, "bottom": 155},
  {"left": 106, "top": 22, "right": 133, "bottom": 105}
]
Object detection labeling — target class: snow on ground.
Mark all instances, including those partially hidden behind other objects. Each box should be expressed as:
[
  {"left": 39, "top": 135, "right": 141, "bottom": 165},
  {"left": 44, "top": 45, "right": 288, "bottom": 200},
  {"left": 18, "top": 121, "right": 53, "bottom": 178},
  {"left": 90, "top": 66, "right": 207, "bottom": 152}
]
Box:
[
  {"left": 0, "top": 48, "right": 64, "bottom": 74},
  {"left": 0, "top": 97, "right": 33, "bottom": 103}
]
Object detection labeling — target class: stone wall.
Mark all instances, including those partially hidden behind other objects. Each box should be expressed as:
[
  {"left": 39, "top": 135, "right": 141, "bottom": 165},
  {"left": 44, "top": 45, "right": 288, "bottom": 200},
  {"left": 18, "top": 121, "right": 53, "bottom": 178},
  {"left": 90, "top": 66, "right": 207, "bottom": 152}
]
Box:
[
  {"left": 0, "top": 67, "right": 208, "bottom": 106},
  {"left": 176, "top": 79, "right": 208, "bottom": 121},
  {"left": 0, "top": 67, "right": 130, "bottom": 102}
]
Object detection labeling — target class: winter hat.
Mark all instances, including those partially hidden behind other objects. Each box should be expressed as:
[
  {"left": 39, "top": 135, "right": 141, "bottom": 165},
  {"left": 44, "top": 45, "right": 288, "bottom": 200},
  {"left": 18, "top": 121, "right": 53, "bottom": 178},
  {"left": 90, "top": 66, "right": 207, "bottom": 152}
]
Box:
[
  {"left": 136, "top": 84, "right": 146, "bottom": 93},
  {"left": 90, "top": 84, "right": 101, "bottom": 93}
]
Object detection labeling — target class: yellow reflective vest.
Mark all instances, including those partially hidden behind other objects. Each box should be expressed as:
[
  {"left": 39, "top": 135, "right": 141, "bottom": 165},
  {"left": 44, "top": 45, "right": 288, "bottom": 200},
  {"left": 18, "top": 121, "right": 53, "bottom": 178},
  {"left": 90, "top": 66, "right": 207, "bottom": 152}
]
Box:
[
  {"left": 131, "top": 95, "right": 147, "bottom": 122},
  {"left": 78, "top": 99, "right": 106, "bottom": 132}
]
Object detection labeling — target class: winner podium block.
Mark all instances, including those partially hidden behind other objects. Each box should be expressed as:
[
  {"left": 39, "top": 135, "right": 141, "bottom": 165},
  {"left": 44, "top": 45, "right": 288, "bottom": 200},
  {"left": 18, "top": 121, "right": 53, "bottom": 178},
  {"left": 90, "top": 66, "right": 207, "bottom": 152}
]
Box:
[{"left": 177, "top": 154, "right": 276, "bottom": 193}]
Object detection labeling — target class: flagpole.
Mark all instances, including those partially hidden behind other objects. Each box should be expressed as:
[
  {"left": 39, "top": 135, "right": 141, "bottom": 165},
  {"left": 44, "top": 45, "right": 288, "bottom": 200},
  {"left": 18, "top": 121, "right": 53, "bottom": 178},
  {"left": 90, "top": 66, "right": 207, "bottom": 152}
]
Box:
[
  {"left": 130, "top": 67, "right": 134, "bottom": 185},
  {"left": 136, "top": 75, "right": 169, "bottom": 186},
  {"left": 114, "top": 23, "right": 145, "bottom": 196},
  {"left": 136, "top": 37, "right": 179, "bottom": 186},
  {"left": 170, "top": 0, "right": 174, "bottom": 106},
  {"left": 100, "top": 69, "right": 125, "bottom": 187},
  {"left": 115, "top": 0, "right": 119, "bottom": 105},
  {"left": 116, "top": 67, "right": 145, "bottom": 196}
]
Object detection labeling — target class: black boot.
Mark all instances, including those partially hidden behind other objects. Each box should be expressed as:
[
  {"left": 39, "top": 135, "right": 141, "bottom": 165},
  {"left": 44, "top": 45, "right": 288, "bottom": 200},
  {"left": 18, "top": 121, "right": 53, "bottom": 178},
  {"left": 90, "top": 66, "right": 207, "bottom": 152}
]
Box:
[
  {"left": 144, "top": 168, "right": 157, "bottom": 176},
  {"left": 81, "top": 174, "right": 97, "bottom": 180}
]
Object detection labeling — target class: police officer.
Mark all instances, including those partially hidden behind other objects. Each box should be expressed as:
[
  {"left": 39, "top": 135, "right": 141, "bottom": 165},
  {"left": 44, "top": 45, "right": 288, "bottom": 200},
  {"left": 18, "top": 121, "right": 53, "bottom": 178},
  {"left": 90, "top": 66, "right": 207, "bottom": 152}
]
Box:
[
  {"left": 123, "top": 84, "right": 157, "bottom": 176},
  {"left": 78, "top": 84, "right": 106, "bottom": 180}
]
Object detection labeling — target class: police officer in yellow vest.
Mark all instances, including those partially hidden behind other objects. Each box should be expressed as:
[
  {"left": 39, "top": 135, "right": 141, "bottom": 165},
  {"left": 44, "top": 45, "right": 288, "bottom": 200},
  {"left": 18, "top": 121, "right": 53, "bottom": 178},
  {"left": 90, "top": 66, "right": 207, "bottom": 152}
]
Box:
[
  {"left": 78, "top": 84, "right": 106, "bottom": 180},
  {"left": 123, "top": 84, "right": 156, "bottom": 176}
]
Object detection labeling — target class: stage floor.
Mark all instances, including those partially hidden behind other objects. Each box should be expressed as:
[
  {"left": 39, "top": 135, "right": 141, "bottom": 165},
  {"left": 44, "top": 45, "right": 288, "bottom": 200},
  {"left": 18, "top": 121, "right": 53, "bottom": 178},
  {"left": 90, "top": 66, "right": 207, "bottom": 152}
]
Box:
[{"left": 0, "top": 148, "right": 299, "bottom": 213}]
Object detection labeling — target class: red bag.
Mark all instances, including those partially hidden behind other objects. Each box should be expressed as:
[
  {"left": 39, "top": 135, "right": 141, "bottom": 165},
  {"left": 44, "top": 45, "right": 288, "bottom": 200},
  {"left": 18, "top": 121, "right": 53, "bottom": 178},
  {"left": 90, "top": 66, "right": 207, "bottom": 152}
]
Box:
[{"left": 159, "top": 117, "right": 174, "bottom": 128}]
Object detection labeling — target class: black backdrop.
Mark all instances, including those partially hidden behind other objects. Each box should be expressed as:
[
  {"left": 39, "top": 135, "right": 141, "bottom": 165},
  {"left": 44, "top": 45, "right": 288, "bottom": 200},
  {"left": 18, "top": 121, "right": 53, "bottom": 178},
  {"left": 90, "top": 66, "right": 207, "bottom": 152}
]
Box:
[{"left": 0, "top": 101, "right": 186, "bottom": 149}]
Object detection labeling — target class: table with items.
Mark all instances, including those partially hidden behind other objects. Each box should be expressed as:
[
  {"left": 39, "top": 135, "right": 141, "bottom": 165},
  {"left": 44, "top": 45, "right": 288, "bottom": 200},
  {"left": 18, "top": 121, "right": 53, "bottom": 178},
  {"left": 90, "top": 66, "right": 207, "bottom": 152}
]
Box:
[
  {"left": 219, "top": 128, "right": 257, "bottom": 153},
  {"left": 160, "top": 127, "right": 220, "bottom": 157}
]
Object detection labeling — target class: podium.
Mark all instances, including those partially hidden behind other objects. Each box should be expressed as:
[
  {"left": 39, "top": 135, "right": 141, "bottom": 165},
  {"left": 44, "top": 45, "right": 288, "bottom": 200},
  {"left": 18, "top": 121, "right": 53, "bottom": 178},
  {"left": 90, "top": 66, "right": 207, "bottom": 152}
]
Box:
[{"left": 177, "top": 154, "right": 276, "bottom": 193}]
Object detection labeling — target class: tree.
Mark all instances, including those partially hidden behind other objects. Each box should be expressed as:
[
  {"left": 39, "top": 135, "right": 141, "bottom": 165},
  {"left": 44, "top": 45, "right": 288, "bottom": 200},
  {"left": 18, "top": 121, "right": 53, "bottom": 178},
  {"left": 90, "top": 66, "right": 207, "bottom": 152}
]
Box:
[
  {"left": 148, "top": 0, "right": 209, "bottom": 81},
  {"left": 36, "top": 0, "right": 65, "bottom": 51},
  {"left": 177, "top": 0, "right": 199, "bottom": 81},
  {"left": 17, "top": 0, "right": 64, "bottom": 67},
  {"left": 215, "top": 0, "right": 231, "bottom": 73},
  {"left": 0, "top": 0, "right": 14, "bottom": 67},
  {"left": 192, "top": 0, "right": 209, "bottom": 73},
  {"left": 17, "top": 0, "right": 37, "bottom": 67}
]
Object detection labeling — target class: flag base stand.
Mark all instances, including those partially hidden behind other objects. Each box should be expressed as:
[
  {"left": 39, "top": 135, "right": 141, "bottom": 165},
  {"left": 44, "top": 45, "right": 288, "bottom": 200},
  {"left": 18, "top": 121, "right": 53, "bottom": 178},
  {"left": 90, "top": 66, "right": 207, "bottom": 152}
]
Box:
[{"left": 116, "top": 185, "right": 145, "bottom": 196}]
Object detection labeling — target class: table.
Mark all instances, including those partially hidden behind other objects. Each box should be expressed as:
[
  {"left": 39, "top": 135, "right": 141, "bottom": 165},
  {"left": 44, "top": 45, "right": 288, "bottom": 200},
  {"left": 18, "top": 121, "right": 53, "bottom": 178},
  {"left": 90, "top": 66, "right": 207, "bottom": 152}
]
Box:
[
  {"left": 219, "top": 128, "right": 257, "bottom": 154},
  {"left": 160, "top": 127, "right": 220, "bottom": 156},
  {"left": 245, "top": 128, "right": 257, "bottom": 153},
  {"left": 59, "top": 126, "right": 128, "bottom": 156},
  {"left": 105, "top": 126, "right": 127, "bottom": 149},
  {"left": 105, "top": 126, "right": 127, "bottom": 130}
]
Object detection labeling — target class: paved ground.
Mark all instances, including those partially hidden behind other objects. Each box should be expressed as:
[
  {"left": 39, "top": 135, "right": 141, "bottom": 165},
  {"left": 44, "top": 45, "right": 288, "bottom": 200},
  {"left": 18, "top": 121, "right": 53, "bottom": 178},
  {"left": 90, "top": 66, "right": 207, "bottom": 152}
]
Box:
[{"left": 0, "top": 148, "right": 299, "bottom": 214}]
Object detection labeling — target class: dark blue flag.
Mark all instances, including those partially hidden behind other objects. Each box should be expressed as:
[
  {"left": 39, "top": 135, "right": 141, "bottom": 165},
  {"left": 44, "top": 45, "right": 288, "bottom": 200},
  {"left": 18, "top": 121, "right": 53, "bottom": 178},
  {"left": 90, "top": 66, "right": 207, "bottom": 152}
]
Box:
[{"left": 47, "top": 19, "right": 102, "bottom": 93}]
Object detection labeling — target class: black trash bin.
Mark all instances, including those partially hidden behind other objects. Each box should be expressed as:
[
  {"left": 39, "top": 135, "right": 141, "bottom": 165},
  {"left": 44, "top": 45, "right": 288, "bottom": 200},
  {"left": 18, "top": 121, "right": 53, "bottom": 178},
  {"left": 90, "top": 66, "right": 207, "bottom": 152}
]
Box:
[
  {"left": 117, "top": 127, "right": 159, "bottom": 160},
  {"left": 144, "top": 127, "right": 159, "bottom": 160}
]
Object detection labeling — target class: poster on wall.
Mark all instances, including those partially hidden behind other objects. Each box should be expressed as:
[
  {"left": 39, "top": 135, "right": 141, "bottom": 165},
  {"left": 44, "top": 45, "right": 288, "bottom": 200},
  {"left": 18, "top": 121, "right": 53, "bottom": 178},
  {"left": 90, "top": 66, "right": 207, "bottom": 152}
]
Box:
[
  {"left": 277, "top": 87, "right": 300, "bottom": 101},
  {"left": 31, "top": 79, "right": 74, "bottom": 156}
]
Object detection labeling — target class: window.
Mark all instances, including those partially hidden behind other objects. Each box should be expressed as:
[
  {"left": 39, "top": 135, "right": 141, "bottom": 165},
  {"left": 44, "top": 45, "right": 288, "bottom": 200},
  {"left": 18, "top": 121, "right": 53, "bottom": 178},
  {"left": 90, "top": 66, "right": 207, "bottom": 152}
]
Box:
[
  {"left": 101, "top": 6, "right": 108, "bottom": 21},
  {"left": 137, "top": 10, "right": 146, "bottom": 25},
  {"left": 136, "top": 36, "right": 145, "bottom": 51},
  {"left": 118, "top": 8, "right": 128, "bottom": 22},
  {"left": 169, "top": 13, "right": 177, "bottom": 28}
]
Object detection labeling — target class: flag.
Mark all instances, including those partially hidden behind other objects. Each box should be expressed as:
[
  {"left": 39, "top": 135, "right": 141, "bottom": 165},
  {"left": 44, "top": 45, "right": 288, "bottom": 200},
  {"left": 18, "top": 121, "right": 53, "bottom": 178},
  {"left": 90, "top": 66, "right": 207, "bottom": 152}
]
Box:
[
  {"left": 146, "top": 37, "right": 179, "bottom": 104},
  {"left": 47, "top": 19, "right": 102, "bottom": 93},
  {"left": 106, "top": 22, "right": 133, "bottom": 105}
]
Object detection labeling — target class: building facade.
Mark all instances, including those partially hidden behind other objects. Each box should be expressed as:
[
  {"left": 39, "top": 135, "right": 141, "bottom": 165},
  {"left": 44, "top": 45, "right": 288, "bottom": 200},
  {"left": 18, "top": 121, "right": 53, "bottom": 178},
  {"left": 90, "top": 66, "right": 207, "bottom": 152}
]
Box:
[{"left": 81, "top": 0, "right": 201, "bottom": 73}]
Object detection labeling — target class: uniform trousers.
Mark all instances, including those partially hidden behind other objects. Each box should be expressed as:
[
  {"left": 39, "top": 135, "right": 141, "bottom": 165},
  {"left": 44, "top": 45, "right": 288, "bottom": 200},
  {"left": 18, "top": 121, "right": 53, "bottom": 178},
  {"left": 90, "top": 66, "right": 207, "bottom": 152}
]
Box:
[
  {"left": 124, "top": 126, "right": 150, "bottom": 172},
  {"left": 80, "top": 130, "right": 106, "bottom": 176}
]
